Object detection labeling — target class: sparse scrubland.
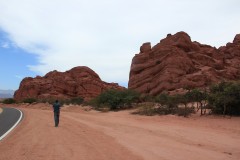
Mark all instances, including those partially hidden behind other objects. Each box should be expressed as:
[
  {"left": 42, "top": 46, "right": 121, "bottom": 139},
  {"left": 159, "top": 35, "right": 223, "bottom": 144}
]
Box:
[
  {"left": 89, "top": 81, "right": 240, "bottom": 117},
  {"left": 3, "top": 81, "right": 240, "bottom": 117}
]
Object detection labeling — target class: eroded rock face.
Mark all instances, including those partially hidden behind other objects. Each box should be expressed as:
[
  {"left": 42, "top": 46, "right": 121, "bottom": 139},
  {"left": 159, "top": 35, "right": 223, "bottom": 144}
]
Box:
[
  {"left": 129, "top": 31, "right": 240, "bottom": 95},
  {"left": 14, "top": 66, "right": 124, "bottom": 101}
]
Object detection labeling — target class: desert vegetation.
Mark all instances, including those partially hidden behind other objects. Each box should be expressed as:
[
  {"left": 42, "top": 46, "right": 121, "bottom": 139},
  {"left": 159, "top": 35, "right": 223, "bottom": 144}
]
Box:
[
  {"left": 89, "top": 89, "right": 140, "bottom": 110},
  {"left": 134, "top": 81, "right": 240, "bottom": 116},
  {"left": 2, "top": 81, "right": 240, "bottom": 117},
  {"left": 90, "top": 81, "right": 240, "bottom": 117},
  {"left": 208, "top": 81, "right": 240, "bottom": 115},
  {"left": 22, "top": 98, "right": 37, "bottom": 104},
  {"left": 89, "top": 88, "right": 197, "bottom": 116},
  {"left": 2, "top": 98, "right": 16, "bottom": 104},
  {"left": 133, "top": 93, "right": 196, "bottom": 117}
]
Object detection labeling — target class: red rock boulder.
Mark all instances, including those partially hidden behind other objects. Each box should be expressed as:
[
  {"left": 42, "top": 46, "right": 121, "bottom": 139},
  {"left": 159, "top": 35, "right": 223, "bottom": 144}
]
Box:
[
  {"left": 129, "top": 31, "right": 240, "bottom": 96},
  {"left": 14, "top": 66, "right": 124, "bottom": 101}
]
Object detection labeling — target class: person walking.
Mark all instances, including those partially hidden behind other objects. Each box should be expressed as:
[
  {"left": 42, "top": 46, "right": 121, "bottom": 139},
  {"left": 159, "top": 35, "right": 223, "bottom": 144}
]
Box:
[{"left": 52, "top": 100, "right": 61, "bottom": 127}]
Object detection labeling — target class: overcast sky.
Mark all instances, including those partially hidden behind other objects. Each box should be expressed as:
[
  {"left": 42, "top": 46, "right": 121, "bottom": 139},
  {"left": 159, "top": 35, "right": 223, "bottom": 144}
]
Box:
[{"left": 0, "top": 0, "right": 240, "bottom": 90}]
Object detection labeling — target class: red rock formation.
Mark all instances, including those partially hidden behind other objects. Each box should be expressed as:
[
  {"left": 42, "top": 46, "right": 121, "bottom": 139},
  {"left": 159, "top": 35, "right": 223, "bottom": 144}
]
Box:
[
  {"left": 129, "top": 31, "right": 240, "bottom": 96},
  {"left": 14, "top": 66, "right": 124, "bottom": 101}
]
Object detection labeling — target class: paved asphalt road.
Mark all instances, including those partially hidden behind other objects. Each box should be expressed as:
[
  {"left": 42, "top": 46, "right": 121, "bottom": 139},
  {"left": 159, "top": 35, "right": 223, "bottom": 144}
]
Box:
[{"left": 0, "top": 107, "right": 23, "bottom": 139}]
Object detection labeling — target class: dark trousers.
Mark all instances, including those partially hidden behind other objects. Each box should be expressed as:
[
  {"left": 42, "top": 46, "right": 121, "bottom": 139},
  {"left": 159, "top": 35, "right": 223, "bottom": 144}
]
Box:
[{"left": 54, "top": 111, "right": 60, "bottom": 127}]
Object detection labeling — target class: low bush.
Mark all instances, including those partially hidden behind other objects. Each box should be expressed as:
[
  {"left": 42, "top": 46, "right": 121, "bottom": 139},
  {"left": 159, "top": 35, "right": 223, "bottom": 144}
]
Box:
[
  {"left": 132, "top": 103, "right": 194, "bottom": 117},
  {"left": 155, "top": 93, "right": 179, "bottom": 108},
  {"left": 2, "top": 98, "right": 16, "bottom": 104},
  {"left": 22, "top": 98, "right": 37, "bottom": 104},
  {"left": 69, "top": 97, "right": 84, "bottom": 105},
  {"left": 91, "top": 89, "right": 140, "bottom": 110},
  {"left": 176, "top": 107, "right": 195, "bottom": 117}
]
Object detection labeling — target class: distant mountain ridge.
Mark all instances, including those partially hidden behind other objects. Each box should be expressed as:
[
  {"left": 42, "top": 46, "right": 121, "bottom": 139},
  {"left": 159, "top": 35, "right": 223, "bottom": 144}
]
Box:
[{"left": 0, "top": 90, "right": 14, "bottom": 98}]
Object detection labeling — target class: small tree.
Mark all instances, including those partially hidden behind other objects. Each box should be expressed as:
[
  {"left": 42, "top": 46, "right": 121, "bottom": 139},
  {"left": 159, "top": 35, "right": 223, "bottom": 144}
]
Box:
[
  {"left": 176, "top": 94, "right": 190, "bottom": 117},
  {"left": 208, "top": 82, "right": 240, "bottom": 115},
  {"left": 155, "top": 93, "right": 179, "bottom": 114},
  {"left": 188, "top": 89, "right": 207, "bottom": 115},
  {"left": 155, "top": 93, "right": 169, "bottom": 105},
  {"left": 120, "top": 89, "right": 140, "bottom": 107}
]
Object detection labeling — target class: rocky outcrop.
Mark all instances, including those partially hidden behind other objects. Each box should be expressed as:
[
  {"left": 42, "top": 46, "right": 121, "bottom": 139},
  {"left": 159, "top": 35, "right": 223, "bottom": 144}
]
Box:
[
  {"left": 14, "top": 66, "right": 124, "bottom": 101},
  {"left": 129, "top": 31, "right": 240, "bottom": 95}
]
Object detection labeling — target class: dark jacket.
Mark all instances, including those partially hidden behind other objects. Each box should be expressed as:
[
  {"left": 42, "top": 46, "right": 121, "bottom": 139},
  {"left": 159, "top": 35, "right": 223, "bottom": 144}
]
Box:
[{"left": 53, "top": 102, "right": 61, "bottom": 112}]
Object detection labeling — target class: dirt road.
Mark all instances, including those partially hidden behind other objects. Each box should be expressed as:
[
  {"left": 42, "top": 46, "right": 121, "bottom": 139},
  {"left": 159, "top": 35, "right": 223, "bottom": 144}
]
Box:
[{"left": 0, "top": 105, "right": 240, "bottom": 160}]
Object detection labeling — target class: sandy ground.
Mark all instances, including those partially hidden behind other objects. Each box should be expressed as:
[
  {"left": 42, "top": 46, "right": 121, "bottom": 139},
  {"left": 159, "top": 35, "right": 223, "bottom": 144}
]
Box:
[{"left": 0, "top": 103, "right": 240, "bottom": 160}]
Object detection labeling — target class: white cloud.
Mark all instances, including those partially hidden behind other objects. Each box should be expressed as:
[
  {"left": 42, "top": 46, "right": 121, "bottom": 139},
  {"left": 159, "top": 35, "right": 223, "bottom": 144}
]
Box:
[
  {"left": 1, "top": 42, "right": 9, "bottom": 48},
  {"left": 0, "top": 0, "right": 240, "bottom": 87}
]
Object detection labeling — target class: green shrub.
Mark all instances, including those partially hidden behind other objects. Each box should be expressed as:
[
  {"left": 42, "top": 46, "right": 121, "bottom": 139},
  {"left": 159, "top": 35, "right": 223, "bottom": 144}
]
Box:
[
  {"left": 69, "top": 97, "right": 84, "bottom": 105},
  {"left": 155, "top": 93, "right": 179, "bottom": 109},
  {"left": 92, "top": 89, "right": 140, "bottom": 110},
  {"left": 208, "top": 81, "right": 240, "bottom": 115},
  {"left": 2, "top": 98, "right": 16, "bottom": 104},
  {"left": 132, "top": 102, "right": 194, "bottom": 117},
  {"left": 133, "top": 93, "right": 195, "bottom": 117},
  {"left": 22, "top": 98, "right": 37, "bottom": 104},
  {"left": 139, "top": 94, "right": 155, "bottom": 102}
]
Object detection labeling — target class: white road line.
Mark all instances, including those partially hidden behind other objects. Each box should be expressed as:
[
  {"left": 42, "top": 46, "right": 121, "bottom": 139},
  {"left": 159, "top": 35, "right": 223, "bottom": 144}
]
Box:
[{"left": 0, "top": 108, "right": 23, "bottom": 141}]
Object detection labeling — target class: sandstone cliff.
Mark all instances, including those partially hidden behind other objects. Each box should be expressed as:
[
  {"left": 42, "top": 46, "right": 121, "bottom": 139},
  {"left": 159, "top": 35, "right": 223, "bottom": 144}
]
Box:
[
  {"left": 129, "top": 32, "right": 240, "bottom": 95},
  {"left": 14, "top": 66, "right": 124, "bottom": 101}
]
